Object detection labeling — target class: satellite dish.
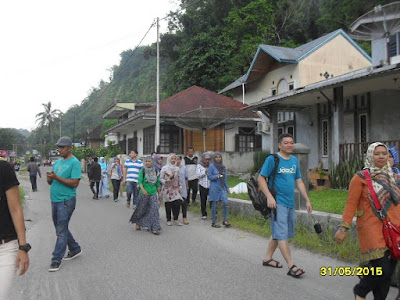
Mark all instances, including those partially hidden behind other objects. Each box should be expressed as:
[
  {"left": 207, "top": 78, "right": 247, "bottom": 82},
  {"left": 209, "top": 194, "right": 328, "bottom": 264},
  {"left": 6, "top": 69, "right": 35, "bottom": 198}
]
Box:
[
  {"left": 349, "top": 2, "right": 400, "bottom": 41},
  {"left": 174, "top": 106, "right": 233, "bottom": 151}
]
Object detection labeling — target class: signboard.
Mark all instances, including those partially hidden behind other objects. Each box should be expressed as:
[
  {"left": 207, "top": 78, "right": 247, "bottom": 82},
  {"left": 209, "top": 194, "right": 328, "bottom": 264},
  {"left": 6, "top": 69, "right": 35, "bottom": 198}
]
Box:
[{"left": 0, "top": 150, "right": 8, "bottom": 157}]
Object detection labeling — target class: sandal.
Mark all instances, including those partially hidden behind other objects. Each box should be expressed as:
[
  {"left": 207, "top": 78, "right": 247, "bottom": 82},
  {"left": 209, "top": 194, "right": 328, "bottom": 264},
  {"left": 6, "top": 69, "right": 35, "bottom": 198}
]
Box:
[
  {"left": 152, "top": 230, "right": 160, "bottom": 235},
  {"left": 222, "top": 221, "right": 231, "bottom": 227},
  {"left": 262, "top": 259, "right": 283, "bottom": 268},
  {"left": 126, "top": 203, "right": 130, "bottom": 208},
  {"left": 211, "top": 223, "right": 221, "bottom": 228},
  {"left": 135, "top": 224, "right": 141, "bottom": 230},
  {"left": 287, "top": 265, "right": 305, "bottom": 278}
]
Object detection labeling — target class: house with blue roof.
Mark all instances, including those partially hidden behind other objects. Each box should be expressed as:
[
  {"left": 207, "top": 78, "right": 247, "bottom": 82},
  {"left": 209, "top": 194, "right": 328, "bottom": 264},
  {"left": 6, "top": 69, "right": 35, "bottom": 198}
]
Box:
[{"left": 220, "top": 29, "right": 377, "bottom": 169}]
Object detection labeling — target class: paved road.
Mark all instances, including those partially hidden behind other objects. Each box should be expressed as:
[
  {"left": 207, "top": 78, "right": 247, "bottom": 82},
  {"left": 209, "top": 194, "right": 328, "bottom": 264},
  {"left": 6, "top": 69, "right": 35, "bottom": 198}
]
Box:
[{"left": 9, "top": 167, "right": 397, "bottom": 300}]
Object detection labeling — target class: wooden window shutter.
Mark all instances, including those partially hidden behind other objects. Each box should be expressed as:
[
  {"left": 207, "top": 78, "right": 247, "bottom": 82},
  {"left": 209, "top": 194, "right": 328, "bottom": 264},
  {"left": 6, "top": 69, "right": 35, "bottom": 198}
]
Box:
[{"left": 235, "top": 134, "right": 239, "bottom": 152}]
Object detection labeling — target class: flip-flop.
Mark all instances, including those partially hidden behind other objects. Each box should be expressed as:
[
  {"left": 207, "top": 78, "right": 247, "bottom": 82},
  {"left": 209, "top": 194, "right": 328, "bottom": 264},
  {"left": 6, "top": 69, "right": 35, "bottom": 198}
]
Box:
[
  {"left": 287, "top": 265, "right": 305, "bottom": 278},
  {"left": 262, "top": 259, "right": 283, "bottom": 268}
]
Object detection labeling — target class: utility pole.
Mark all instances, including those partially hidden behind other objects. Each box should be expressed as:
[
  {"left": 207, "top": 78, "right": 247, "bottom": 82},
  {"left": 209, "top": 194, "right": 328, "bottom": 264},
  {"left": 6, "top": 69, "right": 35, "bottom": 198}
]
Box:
[
  {"left": 73, "top": 116, "right": 76, "bottom": 145},
  {"left": 155, "top": 17, "right": 160, "bottom": 152}
]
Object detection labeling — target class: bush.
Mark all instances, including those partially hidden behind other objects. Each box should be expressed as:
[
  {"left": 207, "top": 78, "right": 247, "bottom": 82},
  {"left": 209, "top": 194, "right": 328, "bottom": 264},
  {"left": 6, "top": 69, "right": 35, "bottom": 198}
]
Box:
[
  {"left": 252, "top": 150, "right": 270, "bottom": 173},
  {"left": 329, "top": 158, "right": 364, "bottom": 189}
]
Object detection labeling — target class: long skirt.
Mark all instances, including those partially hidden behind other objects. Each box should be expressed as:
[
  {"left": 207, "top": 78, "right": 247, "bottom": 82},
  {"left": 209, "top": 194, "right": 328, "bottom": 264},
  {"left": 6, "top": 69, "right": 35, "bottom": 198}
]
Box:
[
  {"left": 99, "top": 175, "right": 110, "bottom": 197},
  {"left": 130, "top": 194, "right": 161, "bottom": 231}
]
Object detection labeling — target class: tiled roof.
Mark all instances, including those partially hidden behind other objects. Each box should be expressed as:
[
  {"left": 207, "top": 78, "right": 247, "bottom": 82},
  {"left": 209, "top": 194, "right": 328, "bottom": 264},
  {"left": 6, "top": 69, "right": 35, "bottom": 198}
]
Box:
[{"left": 145, "top": 86, "right": 258, "bottom": 119}]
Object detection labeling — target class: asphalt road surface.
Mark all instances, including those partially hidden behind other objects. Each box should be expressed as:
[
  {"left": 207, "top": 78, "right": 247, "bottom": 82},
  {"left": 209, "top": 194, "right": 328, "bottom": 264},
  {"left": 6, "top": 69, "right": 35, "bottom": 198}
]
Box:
[{"left": 8, "top": 167, "right": 397, "bottom": 300}]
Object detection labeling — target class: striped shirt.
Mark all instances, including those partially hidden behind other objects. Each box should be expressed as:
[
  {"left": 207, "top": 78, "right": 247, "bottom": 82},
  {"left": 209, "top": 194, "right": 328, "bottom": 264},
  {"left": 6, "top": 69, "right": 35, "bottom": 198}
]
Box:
[{"left": 124, "top": 159, "right": 144, "bottom": 182}]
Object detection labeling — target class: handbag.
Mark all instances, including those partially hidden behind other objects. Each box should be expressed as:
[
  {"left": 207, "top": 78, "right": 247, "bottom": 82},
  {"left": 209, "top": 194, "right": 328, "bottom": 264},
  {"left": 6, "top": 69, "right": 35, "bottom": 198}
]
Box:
[{"left": 363, "top": 169, "right": 400, "bottom": 259}]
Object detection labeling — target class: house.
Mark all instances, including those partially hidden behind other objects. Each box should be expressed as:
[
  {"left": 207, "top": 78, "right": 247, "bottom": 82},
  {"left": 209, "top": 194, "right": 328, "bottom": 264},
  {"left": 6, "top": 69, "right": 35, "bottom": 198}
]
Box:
[
  {"left": 85, "top": 123, "right": 104, "bottom": 149},
  {"left": 241, "top": 30, "right": 400, "bottom": 169},
  {"left": 220, "top": 29, "right": 372, "bottom": 153},
  {"left": 103, "top": 86, "right": 261, "bottom": 158}
]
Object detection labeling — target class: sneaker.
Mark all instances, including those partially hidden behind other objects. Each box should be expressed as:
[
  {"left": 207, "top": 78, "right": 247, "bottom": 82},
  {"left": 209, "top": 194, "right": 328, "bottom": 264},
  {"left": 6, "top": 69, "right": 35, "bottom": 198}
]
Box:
[
  {"left": 173, "top": 220, "right": 183, "bottom": 226},
  {"left": 49, "top": 261, "right": 61, "bottom": 272},
  {"left": 202, "top": 216, "right": 207, "bottom": 220},
  {"left": 64, "top": 249, "right": 82, "bottom": 261},
  {"left": 166, "top": 221, "right": 172, "bottom": 226},
  {"left": 211, "top": 223, "right": 221, "bottom": 228},
  {"left": 183, "top": 218, "right": 189, "bottom": 225}
]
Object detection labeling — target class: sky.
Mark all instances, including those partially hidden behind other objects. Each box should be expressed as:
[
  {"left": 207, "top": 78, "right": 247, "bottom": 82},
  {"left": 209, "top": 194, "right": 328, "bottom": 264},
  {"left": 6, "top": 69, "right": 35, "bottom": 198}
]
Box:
[{"left": 0, "top": 0, "right": 179, "bottom": 131}]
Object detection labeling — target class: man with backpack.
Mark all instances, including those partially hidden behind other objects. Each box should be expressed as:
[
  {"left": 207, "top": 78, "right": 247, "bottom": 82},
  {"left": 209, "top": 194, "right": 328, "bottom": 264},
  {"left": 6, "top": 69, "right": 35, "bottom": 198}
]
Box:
[{"left": 258, "top": 133, "right": 312, "bottom": 278}]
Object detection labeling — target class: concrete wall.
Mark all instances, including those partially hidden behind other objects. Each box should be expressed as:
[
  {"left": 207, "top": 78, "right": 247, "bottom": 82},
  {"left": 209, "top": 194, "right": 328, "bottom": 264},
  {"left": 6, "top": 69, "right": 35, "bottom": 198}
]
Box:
[
  {"left": 193, "top": 151, "right": 254, "bottom": 174},
  {"left": 299, "top": 34, "right": 371, "bottom": 87},
  {"left": 294, "top": 106, "right": 319, "bottom": 169},
  {"left": 369, "top": 90, "right": 400, "bottom": 141}
]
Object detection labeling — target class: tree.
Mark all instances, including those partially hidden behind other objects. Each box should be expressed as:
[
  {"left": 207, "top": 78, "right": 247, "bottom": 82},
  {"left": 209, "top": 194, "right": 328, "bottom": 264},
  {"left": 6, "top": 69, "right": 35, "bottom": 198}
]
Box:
[{"left": 35, "top": 101, "right": 61, "bottom": 143}]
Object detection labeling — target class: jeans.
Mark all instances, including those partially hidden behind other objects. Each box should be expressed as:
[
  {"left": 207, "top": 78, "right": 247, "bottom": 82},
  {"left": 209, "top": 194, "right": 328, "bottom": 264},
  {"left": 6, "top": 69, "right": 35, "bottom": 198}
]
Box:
[
  {"left": 199, "top": 186, "right": 209, "bottom": 217},
  {"left": 111, "top": 179, "right": 121, "bottom": 200},
  {"left": 90, "top": 181, "right": 99, "bottom": 197},
  {"left": 126, "top": 181, "right": 139, "bottom": 206},
  {"left": 51, "top": 197, "right": 81, "bottom": 263},
  {"left": 0, "top": 239, "right": 18, "bottom": 300},
  {"left": 210, "top": 197, "right": 228, "bottom": 224},
  {"left": 30, "top": 173, "right": 37, "bottom": 191}
]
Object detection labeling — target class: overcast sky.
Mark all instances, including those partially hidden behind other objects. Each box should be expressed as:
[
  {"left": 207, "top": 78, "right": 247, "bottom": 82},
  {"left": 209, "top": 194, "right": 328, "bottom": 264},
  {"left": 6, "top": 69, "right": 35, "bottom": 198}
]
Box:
[{"left": 0, "top": 0, "right": 179, "bottom": 131}]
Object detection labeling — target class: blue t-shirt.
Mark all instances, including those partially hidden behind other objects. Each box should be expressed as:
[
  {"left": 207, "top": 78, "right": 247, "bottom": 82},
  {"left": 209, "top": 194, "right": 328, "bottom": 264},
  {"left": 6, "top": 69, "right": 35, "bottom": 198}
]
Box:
[
  {"left": 260, "top": 154, "right": 301, "bottom": 208},
  {"left": 50, "top": 156, "right": 81, "bottom": 202}
]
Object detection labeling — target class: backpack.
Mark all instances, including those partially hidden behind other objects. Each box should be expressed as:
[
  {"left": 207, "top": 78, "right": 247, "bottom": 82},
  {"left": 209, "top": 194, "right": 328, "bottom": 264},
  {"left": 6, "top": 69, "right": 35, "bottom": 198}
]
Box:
[{"left": 247, "top": 154, "right": 280, "bottom": 220}]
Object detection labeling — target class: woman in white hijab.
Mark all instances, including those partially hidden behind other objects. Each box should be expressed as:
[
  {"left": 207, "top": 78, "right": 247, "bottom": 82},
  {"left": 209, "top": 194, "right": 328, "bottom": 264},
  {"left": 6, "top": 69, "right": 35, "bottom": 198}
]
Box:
[{"left": 160, "top": 153, "right": 183, "bottom": 226}]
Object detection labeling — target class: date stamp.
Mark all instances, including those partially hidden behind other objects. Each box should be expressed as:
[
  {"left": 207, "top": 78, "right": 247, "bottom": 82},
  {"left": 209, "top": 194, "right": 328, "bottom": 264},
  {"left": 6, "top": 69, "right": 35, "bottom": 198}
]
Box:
[{"left": 320, "top": 266, "right": 382, "bottom": 276}]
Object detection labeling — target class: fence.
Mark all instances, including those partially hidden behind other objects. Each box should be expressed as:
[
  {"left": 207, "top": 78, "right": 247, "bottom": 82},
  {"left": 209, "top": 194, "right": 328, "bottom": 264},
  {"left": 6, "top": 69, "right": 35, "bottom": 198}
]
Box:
[{"left": 339, "top": 140, "right": 400, "bottom": 161}]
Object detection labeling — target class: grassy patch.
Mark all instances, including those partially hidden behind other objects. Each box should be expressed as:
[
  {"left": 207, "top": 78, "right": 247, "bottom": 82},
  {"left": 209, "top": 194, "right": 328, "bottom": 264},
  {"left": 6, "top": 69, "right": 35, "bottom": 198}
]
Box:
[
  {"left": 19, "top": 186, "right": 25, "bottom": 205},
  {"left": 189, "top": 202, "right": 360, "bottom": 263},
  {"left": 227, "top": 176, "right": 245, "bottom": 187},
  {"left": 308, "top": 189, "right": 348, "bottom": 215}
]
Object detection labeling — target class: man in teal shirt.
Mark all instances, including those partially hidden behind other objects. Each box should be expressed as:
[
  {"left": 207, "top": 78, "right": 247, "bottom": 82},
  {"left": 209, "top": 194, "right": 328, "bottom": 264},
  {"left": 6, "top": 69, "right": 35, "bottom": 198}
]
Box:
[{"left": 46, "top": 136, "right": 82, "bottom": 272}]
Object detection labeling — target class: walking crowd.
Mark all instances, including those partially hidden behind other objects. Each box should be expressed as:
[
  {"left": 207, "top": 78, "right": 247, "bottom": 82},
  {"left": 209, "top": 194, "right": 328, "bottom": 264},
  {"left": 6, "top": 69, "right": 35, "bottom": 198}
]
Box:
[{"left": 2, "top": 133, "right": 400, "bottom": 300}]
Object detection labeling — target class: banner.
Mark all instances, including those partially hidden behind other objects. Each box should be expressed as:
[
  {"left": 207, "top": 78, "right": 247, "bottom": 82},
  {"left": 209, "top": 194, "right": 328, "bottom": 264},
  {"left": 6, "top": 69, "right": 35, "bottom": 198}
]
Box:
[{"left": 0, "top": 150, "right": 8, "bottom": 157}]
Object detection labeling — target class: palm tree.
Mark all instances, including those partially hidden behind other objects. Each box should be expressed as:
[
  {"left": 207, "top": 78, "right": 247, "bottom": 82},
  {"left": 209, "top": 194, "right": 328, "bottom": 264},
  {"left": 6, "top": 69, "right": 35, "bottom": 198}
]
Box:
[{"left": 35, "top": 102, "right": 61, "bottom": 143}]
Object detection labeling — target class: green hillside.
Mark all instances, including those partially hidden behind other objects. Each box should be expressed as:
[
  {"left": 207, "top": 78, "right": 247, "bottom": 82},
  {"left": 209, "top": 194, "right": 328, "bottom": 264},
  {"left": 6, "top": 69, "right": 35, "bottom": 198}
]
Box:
[{"left": 28, "top": 0, "right": 389, "bottom": 147}]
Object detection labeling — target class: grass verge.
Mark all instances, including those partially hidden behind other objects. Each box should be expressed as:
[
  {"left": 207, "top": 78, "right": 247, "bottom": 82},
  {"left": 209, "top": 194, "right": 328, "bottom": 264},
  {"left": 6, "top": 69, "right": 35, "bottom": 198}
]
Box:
[
  {"left": 189, "top": 202, "right": 360, "bottom": 263},
  {"left": 19, "top": 186, "right": 25, "bottom": 205},
  {"left": 308, "top": 189, "right": 348, "bottom": 215}
]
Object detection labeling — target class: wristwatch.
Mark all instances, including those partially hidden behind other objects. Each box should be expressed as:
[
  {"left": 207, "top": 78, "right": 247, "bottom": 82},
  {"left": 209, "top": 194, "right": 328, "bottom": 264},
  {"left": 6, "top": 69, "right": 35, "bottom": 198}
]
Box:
[{"left": 19, "top": 243, "right": 31, "bottom": 252}]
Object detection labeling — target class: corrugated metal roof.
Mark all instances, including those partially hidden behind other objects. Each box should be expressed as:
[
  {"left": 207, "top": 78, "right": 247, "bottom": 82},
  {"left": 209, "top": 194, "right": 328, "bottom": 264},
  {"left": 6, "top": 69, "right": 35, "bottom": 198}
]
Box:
[{"left": 246, "top": 64, "right": 400, "bottom": 109}]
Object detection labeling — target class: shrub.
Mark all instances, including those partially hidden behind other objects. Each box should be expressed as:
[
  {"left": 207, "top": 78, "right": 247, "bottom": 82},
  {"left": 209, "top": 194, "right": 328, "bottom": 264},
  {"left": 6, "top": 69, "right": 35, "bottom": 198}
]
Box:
[
  {"left": 252, "top": 150, "right": 270, "bottom": 173},
  {"left": 329, "top": 158, "right": 364, "bottom": 189}
]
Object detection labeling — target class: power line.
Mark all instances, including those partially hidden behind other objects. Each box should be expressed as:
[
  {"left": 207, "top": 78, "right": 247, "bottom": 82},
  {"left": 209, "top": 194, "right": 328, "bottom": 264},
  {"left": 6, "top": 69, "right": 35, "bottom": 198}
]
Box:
[{"left": 95, "top": 20, "right": 157, "bottom": 101}]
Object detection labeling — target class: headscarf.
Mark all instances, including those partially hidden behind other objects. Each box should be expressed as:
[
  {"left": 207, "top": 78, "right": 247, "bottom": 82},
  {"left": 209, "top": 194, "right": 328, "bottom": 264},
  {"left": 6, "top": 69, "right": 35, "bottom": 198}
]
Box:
[
  {"left": 154, "top": 154, "right": 163, "bottom": 173},
  {"left": 161, "top": 153, "right": 179, "bottom": 176},
  {"left": 113, "top": 157, "right": 122, "bottom": 178},
  {"left": 361, "top": 142, "right": 400, "bottom": 215},
  {"left": 143, "top": 156, "right": 157, "bottom": 185},
  {"left": 212, "top": 152, "right": 225, "bottom": 174},
  {"left": 199, "top": 152, "right": 211, "bottom": 167},
  {"left": 99, "top": 157, "right": 107, "bottom": 172},
  {"left": 388, "top": 146, "right": 400, "bottom": 175}
]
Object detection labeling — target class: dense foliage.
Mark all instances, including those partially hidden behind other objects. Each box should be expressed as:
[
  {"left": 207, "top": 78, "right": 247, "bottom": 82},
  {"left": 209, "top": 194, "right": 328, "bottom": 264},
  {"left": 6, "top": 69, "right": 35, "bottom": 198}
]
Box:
[{"left": 26, "top": 0, "right": 391, "bottom": 147}]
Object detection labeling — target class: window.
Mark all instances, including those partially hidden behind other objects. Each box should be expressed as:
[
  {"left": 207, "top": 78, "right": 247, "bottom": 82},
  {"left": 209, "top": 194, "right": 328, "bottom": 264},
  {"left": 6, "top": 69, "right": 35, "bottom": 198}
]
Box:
[
  {"left": 272, "top": 89, "right": 276, "bottom": 96},
  {"left": 278, "top": 112, "right": 281, "bottom": 122},
  {"left": 321, "top": 120, "right": 329, "bottom": 157},
  {"left": 289, "top": 83, "right": 294, "bottom": 90},
  {"left": 282, "top": 112, "right": 286, "bottom": 121},
  {"left": 159, "top": 125, "right": 181, "bottom": 154},
  {"left": 235, "top": 128, "right": 261, "bottom": 152},
  {"left": 143, "top": 126, "right": 155, "bottom": 154},
  {"left": 278, "top": 127, "right": 283, "bottom": 136},
  {"left": 287, "top": 125, "right": 294, "bottom": 137},
  {"left": 360, "top": 95, "right": 365, "bottom": 107}
]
